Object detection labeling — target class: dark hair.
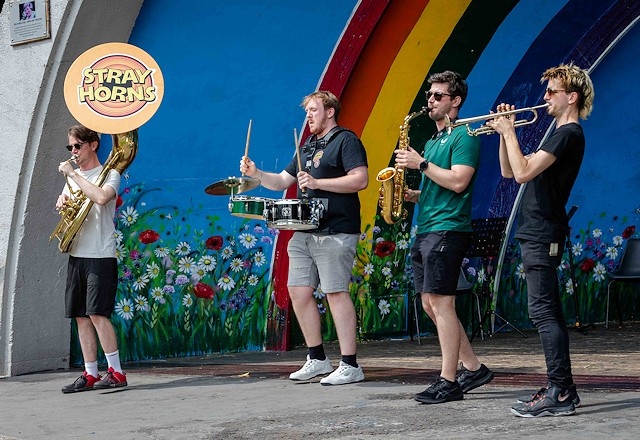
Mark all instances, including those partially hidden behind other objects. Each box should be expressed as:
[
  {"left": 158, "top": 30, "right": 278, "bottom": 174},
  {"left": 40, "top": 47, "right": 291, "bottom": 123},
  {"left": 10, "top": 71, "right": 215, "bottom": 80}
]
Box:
[
  {"left": 68, "top": 125, "right": 101, "bottom": 151},
  {"left": 427, "top": 71, "right": 469, "bottom": 109},
  {"left": 301, "top": 90, "right": 341, "bottom": 121}
]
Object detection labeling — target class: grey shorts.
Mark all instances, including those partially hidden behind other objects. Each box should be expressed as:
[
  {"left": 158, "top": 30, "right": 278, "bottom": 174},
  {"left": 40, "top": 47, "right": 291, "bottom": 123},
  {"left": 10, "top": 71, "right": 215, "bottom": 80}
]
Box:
[{"left": 287, "top": 232, "right": 359, "bottom": 293}]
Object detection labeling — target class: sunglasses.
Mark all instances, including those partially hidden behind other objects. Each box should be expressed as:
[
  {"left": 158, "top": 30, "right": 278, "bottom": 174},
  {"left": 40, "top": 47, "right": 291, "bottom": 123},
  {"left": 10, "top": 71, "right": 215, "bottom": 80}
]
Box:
[
  {"left": 425, "top": 91, "right": 452, "bottom": 101},
  {"left": 66, "top": 141, "right": 88, "bottom": 152},
  {"left": 546, "top": 88, "right": 566, "bottom": 95}
]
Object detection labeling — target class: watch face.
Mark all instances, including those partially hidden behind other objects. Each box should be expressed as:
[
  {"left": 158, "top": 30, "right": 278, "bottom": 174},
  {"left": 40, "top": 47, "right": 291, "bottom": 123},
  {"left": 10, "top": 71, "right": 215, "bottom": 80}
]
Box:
[{"left": 420, "top": 161, "right": 427, "bottom": 171}]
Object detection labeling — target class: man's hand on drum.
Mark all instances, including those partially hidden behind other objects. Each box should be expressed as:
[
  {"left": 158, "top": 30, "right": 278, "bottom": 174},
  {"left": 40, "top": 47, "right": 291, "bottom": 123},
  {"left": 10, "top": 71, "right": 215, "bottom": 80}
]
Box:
[
  {"left": 297, "top": 171, "right": 318, "bottom": 191},
  {"left": 240, "top": 156, "right": 257, "bottom": 177}
]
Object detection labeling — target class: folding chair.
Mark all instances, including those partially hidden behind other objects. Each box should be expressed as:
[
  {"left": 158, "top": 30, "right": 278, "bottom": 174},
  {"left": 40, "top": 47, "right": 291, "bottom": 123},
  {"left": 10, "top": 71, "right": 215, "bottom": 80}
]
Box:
[{"left": 606, "top": 238, "right": 640, "bottom": 328}]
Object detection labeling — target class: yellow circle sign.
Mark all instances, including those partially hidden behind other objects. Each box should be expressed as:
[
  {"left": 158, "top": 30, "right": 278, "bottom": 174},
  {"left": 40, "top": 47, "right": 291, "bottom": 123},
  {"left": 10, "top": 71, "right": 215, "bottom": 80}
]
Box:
[{"left": 64, "top": 42, "right": 164, "bottom": 134}]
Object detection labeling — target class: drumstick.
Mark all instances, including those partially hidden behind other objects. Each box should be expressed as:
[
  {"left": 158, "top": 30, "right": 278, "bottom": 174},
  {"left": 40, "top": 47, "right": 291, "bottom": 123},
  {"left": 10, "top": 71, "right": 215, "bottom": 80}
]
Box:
[
  {"left": 242, "top": 119, "right": 252, "bottom": 177},
  {"left": 294, "top": 128, "right": 301, "bottom": 170},
  {"left": 294, "top": 128, "right": 306, "bottom": 194},
  {"left": 245, "top": 119, "right": 252, "bottom": 158}
]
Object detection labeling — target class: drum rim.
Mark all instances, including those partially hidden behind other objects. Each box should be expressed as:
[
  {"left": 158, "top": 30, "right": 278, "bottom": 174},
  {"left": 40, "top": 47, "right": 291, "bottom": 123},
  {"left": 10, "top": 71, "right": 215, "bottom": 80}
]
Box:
[{"left": 231, "top": 196, "right": 272, "bottom": 202}]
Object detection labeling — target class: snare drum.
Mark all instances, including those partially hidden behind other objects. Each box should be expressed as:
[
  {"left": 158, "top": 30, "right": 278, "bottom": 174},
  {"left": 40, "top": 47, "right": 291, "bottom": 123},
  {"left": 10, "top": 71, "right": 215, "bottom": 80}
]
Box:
[
  {"left": 229, "top": 196, "right": 271, "bottom": 220},
  {"left": 265, "top": 199, "right": 323, "bottom": 230}
]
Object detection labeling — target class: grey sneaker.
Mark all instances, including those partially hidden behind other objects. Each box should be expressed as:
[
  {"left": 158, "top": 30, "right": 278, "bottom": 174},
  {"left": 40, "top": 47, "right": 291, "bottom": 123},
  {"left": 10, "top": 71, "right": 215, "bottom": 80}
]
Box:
[
  {"left": 289, "top": 355, "right": 333, "bottom": 381},
  {"left": 61, "top": 372, "right": 101, "bottom": 394},
  {"left": 511, "top": 386, "right": 576, "bottom": 417},
  {"left": 517, "top": 384, "right": 581, "bottom": 407},
  {"left": 320, "top": 361, "right": 365, "bottom": 386}
]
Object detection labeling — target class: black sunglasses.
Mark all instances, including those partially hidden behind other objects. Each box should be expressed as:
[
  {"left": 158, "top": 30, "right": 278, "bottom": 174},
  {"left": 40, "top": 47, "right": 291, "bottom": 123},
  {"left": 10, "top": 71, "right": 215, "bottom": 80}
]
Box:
[
  {"left": 425, "top": 91, "right": 452, "bottom": 101},
  {"left": 66, "top": 141, "right": 88, "bottom": 152},
  {"left": 545, "top": 87, "right": 566, "bottom": 95}
]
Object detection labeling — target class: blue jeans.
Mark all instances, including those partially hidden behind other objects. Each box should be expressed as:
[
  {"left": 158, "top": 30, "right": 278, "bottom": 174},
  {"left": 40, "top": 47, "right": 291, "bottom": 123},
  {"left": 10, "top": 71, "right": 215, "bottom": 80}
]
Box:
[{"left": 519, "top": 239, "right": 574, "bottom": 389}]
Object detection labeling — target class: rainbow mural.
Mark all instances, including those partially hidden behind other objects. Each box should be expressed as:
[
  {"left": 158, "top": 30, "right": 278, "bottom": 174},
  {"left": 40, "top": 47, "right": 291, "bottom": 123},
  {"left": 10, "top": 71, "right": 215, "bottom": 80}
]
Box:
[{"left": 75, "top": 0, "right": 640, "bottom": 362}]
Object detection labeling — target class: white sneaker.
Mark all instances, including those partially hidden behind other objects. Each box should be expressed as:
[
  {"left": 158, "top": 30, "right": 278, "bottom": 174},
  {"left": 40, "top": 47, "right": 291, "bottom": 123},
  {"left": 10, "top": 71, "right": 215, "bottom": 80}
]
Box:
[
  {"left": 289, "top": 355, "right": 333, "bottom": 381},
  {"left": 319, "top": 361, "right": 365, "bottom": 386}
]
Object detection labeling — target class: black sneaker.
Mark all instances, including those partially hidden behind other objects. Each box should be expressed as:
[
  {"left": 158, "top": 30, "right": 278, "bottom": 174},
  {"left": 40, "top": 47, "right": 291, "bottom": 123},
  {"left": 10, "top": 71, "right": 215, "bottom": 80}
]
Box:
[
  {"left": 414, "top": 376, "right": 463, "bottom": 404},
  {"left": 61, "top": 371, "right": 101, "bottom": 394},
  {"left": 516, "top": 384, "right": 581, "bottom": 407},
  {"left": 510, "top": 386, "right": 576, "bottom": 417},
  {"left": 455, "top": 364, "right": 494, "bottom": 393}
]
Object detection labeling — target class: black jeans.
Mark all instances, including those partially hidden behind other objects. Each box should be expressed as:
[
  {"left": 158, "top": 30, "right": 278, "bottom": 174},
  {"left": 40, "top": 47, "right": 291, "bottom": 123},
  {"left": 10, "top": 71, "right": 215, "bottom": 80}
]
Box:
[{"left": 519, "top": 239, "right": 574, "bottom": 389}]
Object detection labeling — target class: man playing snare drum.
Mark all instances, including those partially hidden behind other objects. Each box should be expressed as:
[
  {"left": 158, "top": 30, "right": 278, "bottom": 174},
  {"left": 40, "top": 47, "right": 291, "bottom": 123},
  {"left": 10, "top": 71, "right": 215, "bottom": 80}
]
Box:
[{"left": 240, "top": 90, "right": 368, "bottom": 385}]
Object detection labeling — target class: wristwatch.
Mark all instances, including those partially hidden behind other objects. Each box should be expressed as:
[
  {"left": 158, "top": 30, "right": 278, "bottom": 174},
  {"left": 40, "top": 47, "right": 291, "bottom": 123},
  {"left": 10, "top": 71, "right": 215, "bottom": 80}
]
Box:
[{"left": 419, "top": 160, "right": 429, "bottom": 172}]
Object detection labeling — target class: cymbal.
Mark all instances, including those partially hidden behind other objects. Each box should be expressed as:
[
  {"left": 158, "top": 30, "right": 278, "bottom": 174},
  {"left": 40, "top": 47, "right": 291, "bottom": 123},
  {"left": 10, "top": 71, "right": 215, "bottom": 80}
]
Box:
[{"left": 204, "top": 176, "right": 261, "bottom": 195}]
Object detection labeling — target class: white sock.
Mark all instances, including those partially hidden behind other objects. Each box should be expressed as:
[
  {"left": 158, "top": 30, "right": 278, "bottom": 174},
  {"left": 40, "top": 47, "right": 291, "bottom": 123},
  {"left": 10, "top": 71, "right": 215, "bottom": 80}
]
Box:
[
  {"left": 105, "top": 351, "right": 123, "bottom": 373},
  {"left": 84, "top": 361, "right": 99, "bottom": 378}
]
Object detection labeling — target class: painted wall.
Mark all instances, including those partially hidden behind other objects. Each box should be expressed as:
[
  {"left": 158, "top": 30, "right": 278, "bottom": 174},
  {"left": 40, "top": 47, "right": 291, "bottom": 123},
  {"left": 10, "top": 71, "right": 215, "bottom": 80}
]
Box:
[{"left": 1, "top": 0, "right": 639, "bottom": 374}]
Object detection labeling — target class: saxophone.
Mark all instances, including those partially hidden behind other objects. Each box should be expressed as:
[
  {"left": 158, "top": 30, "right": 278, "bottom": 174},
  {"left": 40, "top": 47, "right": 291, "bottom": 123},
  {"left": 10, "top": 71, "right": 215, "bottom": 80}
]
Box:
[
  {"left": 376, "top": 108, "right": 428, "bottom": 224},
  {"left": 50, "top": 130, "right": 138, "bottom": 253}
]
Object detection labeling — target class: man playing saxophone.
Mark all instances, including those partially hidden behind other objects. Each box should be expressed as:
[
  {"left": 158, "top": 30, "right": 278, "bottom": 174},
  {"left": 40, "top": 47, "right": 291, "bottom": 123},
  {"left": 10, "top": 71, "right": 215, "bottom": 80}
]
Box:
[
  {"left": 56, "top": 125, "right": 128, "bottom": 393},
  {"left": 395, "top": 71, "right": 494, "bottom": 404}
]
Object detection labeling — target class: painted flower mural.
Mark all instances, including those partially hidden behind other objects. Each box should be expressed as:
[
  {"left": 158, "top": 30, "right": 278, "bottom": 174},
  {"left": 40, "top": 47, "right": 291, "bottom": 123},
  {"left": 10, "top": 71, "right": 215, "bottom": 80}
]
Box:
[
  {"left": 71, "top": 181, "right": 275, "bottom": 364},
  {"left": 348, "top": 221, "right": 415, "bottom": 337},
  {"left": 71, "top": 173, "right": 639, "bottom": 364},
  {"left": 496, "top": 216, "right": 638, "bottom": 329}
]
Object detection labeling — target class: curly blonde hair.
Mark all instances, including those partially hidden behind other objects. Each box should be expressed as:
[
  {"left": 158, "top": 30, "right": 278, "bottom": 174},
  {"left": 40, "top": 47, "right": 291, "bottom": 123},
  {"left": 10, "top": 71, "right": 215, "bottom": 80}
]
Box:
[{"left": 541, "top": 63, "right": 594, "bottom": 119}]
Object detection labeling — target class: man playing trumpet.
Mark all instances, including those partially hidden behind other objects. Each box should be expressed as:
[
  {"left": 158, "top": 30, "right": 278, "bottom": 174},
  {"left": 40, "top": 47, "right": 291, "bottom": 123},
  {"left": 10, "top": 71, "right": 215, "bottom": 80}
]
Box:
[{"left": 487, "top": 63, "right": 594, "bottom": 417}]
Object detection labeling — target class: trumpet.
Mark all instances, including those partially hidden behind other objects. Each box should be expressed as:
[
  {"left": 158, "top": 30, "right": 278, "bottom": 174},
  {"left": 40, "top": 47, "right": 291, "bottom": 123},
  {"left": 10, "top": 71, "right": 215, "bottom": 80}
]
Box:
[{"left": 446, "top": 103, "right": 549, "bottom": 136}]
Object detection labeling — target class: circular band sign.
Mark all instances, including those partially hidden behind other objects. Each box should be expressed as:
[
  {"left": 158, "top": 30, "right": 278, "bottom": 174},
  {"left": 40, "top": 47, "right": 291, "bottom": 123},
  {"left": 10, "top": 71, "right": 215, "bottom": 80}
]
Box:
[{"left": 64, "top": 42, "right": 164, "bottom": 134}]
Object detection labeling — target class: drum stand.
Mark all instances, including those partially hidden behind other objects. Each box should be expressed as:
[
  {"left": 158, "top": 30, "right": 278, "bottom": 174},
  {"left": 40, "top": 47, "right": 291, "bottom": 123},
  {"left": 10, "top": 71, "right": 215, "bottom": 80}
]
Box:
[{"left": 468, "top": 218, "right": 527, "bottom": 342}]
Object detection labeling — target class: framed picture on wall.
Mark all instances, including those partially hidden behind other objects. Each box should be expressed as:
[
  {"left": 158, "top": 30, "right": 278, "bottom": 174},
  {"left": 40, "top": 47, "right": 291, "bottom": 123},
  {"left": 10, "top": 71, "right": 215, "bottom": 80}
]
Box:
[{"left": 9, "top": 0, "right": 51, "bottom": 46}]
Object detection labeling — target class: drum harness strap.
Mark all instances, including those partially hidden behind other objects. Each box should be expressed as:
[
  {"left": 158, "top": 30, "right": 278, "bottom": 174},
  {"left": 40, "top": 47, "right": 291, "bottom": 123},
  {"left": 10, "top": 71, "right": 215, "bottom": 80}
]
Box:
[{"left": 300, "top": 126, "right": 355, "bottom": 235}]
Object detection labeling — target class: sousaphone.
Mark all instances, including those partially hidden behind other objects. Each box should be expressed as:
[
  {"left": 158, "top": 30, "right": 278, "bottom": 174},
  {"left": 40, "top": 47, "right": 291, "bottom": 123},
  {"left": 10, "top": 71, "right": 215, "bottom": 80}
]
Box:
[{"left": 50, "top": 42, "right": 164, "bottom": 252}]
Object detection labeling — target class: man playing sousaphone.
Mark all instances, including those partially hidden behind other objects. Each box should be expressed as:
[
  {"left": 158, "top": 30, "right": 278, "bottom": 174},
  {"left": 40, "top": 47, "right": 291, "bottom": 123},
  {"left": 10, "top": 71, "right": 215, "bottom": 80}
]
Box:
[
  {"left": 57, "top": 125, "right": 128, "bottom": 393},
  {"left": 53, "top": 42, "right": 162, "bottom": 394},
  {"left": 240, "top": 91, "right": 369, "bottom": 385}
]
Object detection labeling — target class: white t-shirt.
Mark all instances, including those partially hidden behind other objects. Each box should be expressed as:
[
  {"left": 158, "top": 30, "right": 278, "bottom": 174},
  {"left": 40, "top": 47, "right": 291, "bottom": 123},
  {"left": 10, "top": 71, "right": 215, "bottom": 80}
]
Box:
[{"left": 62, "top": 166, "right": 121, "bottom": 258}]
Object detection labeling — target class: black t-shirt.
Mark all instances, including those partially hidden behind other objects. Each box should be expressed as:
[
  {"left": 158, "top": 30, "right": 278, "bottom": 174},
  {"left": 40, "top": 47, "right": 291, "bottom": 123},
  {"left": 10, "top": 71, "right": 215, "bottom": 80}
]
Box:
[
  {"left": 516, "top": 123, "right": 585, "bottom": 243},
  {"left": 284, "top": 127, "right": 368, "bottom": 234}
]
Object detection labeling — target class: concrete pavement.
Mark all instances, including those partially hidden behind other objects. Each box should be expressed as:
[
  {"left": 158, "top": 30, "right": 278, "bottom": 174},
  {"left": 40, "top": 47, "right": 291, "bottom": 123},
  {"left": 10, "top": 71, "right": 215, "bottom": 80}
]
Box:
[{"left": 1, "top": 323, "right": 639, "bottom": 439}]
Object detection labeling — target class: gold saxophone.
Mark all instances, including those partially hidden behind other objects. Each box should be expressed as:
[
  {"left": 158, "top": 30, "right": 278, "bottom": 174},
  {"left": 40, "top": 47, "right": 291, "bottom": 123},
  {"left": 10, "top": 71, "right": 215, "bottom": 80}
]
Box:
[
  {"left": 50, "top": 130, "right": 138, "bottom": 253},
  {"left": 376, "top": 108, "right": 428, "bottom": 224}
]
